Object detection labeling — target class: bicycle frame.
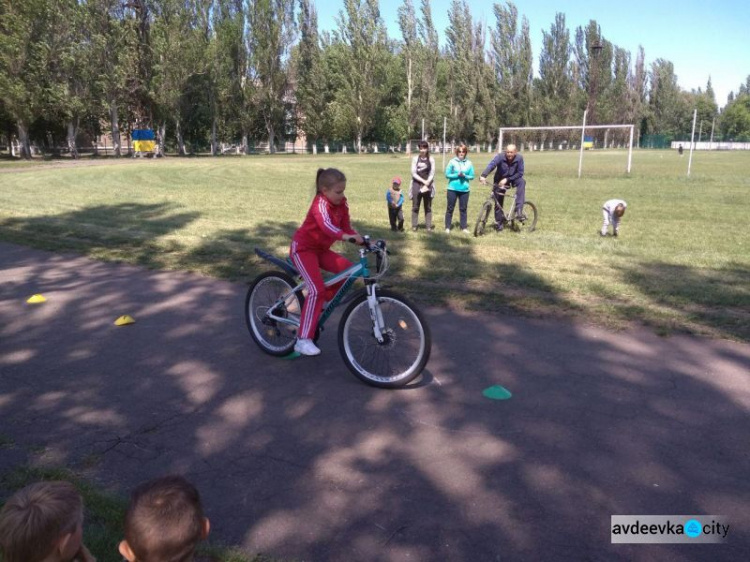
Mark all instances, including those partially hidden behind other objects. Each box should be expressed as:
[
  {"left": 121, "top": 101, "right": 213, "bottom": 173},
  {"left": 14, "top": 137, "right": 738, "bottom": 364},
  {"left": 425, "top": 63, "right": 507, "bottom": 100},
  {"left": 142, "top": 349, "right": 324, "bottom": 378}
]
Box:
[
  {"left": 265, "top": 245, "right": 388, "bottom": 342},
  {"left": 488, "top": 186, "right": 518, "bottom": 222}
]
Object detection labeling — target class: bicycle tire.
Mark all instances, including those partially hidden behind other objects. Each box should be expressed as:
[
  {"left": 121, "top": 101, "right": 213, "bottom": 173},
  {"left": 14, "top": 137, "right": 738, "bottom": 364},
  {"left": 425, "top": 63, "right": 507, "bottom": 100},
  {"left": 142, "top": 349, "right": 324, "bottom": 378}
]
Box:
[
  {"left": 474, "top": 200, "right": 494, "bottom": 237},
  {"left": 338, "top": 289, "right": 431, "bottom": 388},
  {"left": 245, "top": 271, "right": 303, "bottom": 356},
  {"left": 511, "top": 201, "right": 538, "bottom": 233}
]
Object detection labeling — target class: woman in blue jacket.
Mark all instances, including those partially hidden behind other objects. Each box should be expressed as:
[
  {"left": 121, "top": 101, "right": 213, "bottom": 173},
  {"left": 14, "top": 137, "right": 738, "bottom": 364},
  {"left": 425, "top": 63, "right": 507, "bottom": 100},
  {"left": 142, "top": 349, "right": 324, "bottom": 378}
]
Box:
[{"left": 444, "top": 144, "right": 475, "bottom": 233}]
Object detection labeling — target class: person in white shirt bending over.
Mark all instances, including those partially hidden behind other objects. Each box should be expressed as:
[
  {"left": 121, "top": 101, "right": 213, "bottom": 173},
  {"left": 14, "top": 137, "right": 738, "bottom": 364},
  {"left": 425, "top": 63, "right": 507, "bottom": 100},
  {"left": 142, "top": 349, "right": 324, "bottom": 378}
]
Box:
[{"left": 601, "top": 199, "right": 627, "bottom": 237}]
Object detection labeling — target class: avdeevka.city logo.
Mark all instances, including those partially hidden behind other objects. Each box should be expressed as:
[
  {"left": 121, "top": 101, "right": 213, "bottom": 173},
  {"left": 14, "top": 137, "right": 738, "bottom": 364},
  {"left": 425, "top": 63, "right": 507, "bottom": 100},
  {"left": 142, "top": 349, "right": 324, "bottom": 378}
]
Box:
[{"left": 611, "top": 516, "right": 729, "bottom": 544}]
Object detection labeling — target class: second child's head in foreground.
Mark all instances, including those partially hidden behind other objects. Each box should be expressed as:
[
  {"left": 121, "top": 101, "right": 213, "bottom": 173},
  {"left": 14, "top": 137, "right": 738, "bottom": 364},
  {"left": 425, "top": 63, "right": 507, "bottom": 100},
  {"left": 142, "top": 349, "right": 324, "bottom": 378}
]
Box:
[
  {"left": 119, "top": 475, "right": 210, "bottom": 562},
  {"left": 316, "top": 168, "right": 347, "bottom": 206},
  {"left": 0, "top": 481, "right": 85, "bottom": 562}
]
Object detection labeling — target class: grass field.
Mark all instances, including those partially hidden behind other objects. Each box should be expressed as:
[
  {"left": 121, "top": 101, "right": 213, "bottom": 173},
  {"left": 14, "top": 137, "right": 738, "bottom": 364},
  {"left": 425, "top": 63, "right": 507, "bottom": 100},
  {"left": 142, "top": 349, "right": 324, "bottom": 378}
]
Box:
[{"left": 1, "top": 150, "right": 748, "bottom": 341}]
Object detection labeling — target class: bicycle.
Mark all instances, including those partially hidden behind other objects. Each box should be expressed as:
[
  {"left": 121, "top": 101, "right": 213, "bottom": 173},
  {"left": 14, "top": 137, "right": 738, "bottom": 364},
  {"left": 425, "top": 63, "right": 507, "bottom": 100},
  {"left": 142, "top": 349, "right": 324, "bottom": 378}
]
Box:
[
  {"left": 245, "top": 236, "right": 432, "bottom": 388},
  {"left": 473, "top": 183, "right": 538, "bottom": 236}
]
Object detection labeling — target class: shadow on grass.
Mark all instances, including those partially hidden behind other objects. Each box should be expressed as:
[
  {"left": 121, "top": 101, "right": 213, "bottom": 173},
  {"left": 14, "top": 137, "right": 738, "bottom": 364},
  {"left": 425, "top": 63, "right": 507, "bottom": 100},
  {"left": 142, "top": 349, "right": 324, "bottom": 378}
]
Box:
[
  {"left": 2, "top": 204, "right": 748, "bottom": 342},
  {"left": 621, "top": 261, "right": 750, "bottom": 342},
  {"left": 0, "top": 202, "right": 200, "bottom": 255}
]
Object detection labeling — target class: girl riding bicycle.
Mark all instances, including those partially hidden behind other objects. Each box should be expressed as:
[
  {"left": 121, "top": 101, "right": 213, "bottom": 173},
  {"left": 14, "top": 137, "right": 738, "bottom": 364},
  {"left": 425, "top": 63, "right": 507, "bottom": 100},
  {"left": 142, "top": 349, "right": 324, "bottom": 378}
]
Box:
[{"left": 290, "top": 168, "right": 364, "bottom": 356}]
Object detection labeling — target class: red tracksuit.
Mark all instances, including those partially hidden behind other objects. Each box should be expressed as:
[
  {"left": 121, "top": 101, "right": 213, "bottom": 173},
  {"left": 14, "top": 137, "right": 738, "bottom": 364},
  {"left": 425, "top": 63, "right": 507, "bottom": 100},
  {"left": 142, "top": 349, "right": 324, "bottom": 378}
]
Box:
[{"left": 290, "top": 193, "right": 357, "bottom": 339}]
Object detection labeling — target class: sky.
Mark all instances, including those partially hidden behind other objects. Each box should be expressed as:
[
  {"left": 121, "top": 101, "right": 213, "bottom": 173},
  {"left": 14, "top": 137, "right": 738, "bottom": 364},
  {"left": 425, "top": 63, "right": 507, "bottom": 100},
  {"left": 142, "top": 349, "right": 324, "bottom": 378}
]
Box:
[{"left": 314, "top": 0, "right": 750, "bottom": 109}]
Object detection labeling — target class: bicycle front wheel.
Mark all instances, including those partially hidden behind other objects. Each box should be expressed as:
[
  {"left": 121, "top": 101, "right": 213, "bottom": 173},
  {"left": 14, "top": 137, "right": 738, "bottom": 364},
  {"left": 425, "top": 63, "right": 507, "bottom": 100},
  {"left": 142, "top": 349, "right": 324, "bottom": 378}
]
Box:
[
  {"left": 338, "top": 289, "right": 431, "bottom": 388},
  {"left": 245, "top": 271, "right": 303, "bottom": 356},
  {"left": 474, "top": 200, "right": 494, "bottom": 237},
  {"left": 511, "top": 201, "right": 538, "bottom": 233}
]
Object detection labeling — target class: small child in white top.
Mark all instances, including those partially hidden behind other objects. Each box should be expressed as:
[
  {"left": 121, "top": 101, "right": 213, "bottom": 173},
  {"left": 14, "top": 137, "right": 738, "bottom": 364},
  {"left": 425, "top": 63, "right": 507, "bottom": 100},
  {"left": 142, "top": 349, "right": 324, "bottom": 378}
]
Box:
[{"left": 601, "top": 199, "right": 627, "bottom": 237}]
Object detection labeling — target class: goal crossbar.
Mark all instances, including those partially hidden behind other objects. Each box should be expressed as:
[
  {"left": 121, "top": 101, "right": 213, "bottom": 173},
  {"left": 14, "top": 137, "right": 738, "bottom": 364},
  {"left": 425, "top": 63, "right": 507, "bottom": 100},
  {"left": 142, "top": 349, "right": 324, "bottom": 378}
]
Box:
[{"left": 498, "top": 113, "right": 634, "bottom": 177}]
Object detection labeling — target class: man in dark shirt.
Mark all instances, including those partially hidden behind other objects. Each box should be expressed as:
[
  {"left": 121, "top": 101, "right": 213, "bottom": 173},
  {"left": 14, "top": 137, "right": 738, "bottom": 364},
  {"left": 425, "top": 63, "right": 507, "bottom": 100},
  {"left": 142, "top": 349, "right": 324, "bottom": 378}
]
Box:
[{"left": 479, "top": 144, "right": 526, "bottom": 231}]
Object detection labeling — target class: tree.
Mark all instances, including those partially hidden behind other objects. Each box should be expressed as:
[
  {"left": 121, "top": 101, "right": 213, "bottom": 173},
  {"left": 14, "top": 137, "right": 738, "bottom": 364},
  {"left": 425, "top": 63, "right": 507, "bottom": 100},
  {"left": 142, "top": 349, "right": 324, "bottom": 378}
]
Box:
[
  {"left": 88, "top": 0, "right": 135, "bottom": 157},
  {"left": 0, "top": 0, "right": 63, "bottom": 158},
  {"left": 490, "top": 1, "right": 533, "bottom": 128},
  {"left": 574, "top": 20, "right": 612, "bottom": 126},
  {"left": 536, "top": 12, "right": 573, "bottom": 127},
  {"left": 151, "top": 0, "right": 203, "bottom": 155},
  {"left": 470, "top": 21, "right": 495, "bottom": 148},
  {"left": 212, "top": 0, "right": 250, "bottom": 152},
  {"left": 445, "top": 0, "right": 474, "bottom": 141},
  {"left": 247, "top": 0, "right": 296, "bottom": 153},
  {"left": 295, "top": 0, "right": 329, "bottom": 152},
  {"left": 332, "top": 0, "right": 389, "bottom": 152},
  {"left": 648, "top": 58, "right": 691, "bottom": 137},
  {"left": 397, "top": 0, "right": 419, "bottom": 142},
  {"left": 57, "top": 0, "right": 102, "bottom": 158},
  {"left": 719, "top": 93, "right": 750, "bottom": 140},
  {"left": 125, "top": 0, "right": 153, "bottom": 122},
  {"left": 416, "top": 0, "right": 440, "bottom": 139},
  {"left": 629, "top": 46, "right": 648, "bottom": 141}
]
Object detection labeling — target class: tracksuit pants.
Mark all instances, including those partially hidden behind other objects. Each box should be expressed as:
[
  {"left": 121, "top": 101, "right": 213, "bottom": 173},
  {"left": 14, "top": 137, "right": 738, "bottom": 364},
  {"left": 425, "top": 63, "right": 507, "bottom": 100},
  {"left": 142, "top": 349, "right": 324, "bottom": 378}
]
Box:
[{"left": 290, "top": 241, "right": 352, "bottom": 339}]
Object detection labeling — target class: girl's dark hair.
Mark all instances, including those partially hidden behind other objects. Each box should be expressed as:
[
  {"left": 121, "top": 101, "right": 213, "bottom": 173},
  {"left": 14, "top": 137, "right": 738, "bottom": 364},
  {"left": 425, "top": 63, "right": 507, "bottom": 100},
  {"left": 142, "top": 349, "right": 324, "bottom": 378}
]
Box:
[
  {"left": 418, "top": 140, "right": 429, "bottom": 153},
  {"left": 316, "top": 168, "right": 346, "bottom": 193}
]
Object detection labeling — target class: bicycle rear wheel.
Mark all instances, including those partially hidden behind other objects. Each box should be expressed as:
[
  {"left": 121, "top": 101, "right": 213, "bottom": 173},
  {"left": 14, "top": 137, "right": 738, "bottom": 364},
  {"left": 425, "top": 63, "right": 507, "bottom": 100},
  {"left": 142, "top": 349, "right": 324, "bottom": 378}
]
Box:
[
  {"left": 474, "top": 200, "right": 494, "bottom": 237},
  {"left": 338, "top": 289, "right": 431, "bottom": 388},
  {"left": 511, "top": 201, "right": 538, "bottom": 233},
  {"left": 245, "top": 271, "right": 303, "bottom": 356}
]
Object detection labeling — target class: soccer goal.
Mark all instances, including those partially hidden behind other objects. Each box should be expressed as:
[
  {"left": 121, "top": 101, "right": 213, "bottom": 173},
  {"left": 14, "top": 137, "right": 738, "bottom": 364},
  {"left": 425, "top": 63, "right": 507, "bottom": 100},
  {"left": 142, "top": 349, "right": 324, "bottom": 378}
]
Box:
[{"left": 498, "top": 113, "right": 634, "bottom": 177}]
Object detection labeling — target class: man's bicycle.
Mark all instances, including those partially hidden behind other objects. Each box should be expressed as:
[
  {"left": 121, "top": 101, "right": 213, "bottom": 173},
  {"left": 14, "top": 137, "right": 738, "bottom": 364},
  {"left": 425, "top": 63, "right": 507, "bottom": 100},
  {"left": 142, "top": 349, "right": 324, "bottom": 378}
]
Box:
[
  {"left": 474, "top": 184, "right": 538, "bottom": 236},
  {"left": 245, "top": 236, "right": 431, "bottom": 388}
]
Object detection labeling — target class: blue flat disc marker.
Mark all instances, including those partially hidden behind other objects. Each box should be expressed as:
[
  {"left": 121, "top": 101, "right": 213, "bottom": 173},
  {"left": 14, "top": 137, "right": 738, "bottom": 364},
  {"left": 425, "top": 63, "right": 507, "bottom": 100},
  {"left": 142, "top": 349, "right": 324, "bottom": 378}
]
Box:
[
  {"left": 483, "top": 385, "right": 512, "bottom": 400},
  {"left": 282, "top": 351, "right": 301, "bottom": 359}
]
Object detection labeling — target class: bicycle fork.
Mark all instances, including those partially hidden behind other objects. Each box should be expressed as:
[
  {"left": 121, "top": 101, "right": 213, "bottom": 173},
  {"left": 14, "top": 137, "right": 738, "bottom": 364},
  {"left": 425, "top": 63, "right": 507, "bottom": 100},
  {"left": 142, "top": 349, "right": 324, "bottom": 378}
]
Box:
[{"left": 366, "top": 282, "right": 386, "bottom": 343}]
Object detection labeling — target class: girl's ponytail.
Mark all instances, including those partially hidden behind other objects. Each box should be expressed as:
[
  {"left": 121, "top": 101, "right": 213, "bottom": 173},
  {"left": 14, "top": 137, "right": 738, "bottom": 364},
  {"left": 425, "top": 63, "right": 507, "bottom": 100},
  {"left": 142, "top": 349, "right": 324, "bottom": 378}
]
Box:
[
  {"left": 315, "top": 168, "right": 347, "bottom": 193},
  {"left": 315, "top": 168, "right": 326, "bottom": 192}
]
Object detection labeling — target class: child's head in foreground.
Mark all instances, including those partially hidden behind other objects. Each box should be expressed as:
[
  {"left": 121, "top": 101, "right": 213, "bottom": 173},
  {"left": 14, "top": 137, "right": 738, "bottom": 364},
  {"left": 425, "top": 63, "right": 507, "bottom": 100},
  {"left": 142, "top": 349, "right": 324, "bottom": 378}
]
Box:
[
  {"left": 614, "top": 203, "right": 626, "bottom": 218},
  {"left": 0, "top": 481, "right": 84, "bottom": 562},
  {"left": 119, "top": 475, "right": 209, "bottom": 562}
]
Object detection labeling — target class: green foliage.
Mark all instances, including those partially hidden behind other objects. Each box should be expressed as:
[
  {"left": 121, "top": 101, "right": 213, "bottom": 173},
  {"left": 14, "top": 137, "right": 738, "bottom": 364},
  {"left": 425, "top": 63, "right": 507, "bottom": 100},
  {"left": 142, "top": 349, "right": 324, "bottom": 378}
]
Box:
[
  {"left": 0, "top": 1, "right": 744, "bottom": 153},
  {"left": 719, "top": 93, "right": 750, "bottom": 140},
  {"left": 647, "top": 59, "right": 691, "bottom": 137},
  {"left": 331, "top": 0, "right": 390, "bottom": 150}
]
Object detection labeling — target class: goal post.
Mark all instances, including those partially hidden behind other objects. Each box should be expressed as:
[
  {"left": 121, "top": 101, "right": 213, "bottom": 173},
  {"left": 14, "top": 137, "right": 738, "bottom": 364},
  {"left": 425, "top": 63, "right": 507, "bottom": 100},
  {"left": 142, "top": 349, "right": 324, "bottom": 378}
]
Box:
[{"left": 498, "top": 113, "right": 635, "bottom": 177}]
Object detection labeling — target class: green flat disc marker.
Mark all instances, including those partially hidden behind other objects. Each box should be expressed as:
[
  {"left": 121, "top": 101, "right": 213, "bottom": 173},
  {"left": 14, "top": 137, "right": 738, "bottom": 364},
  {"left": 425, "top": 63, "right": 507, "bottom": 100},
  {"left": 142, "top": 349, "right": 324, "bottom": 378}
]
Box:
[
  {"left": 282, "top": 351, "right": 301, "bottom": 359},
  {"left": 483, "top": 385, "right": 512, "bottom": 400}
]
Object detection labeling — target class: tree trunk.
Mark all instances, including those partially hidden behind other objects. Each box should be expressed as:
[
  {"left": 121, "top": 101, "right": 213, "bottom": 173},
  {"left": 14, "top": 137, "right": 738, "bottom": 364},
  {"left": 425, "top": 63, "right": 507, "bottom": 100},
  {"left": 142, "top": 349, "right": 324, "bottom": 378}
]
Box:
[
  {"left": 157, "top": 121, "right": 166, "bottom": 156},
  {"left": 17, "top": 121, "right": 31, "bottom": 160},
  {"left": 175, "top": 119, "right": 186, "bottom": 155},
  {"left": 109, "top": 101, "right": 121, "bottom": 157},
  {"left": 211, "top": 116, "right": 218, "bottom": 156},
  {"left": 67, "top": 120, "right": 79, "bottom": 159},
  {"left": 406, "top": 56, "right": 412, "bottom": 154},
  {"left": 267, "top": 125, "right": 276, "bottom": 154},
  {"left": 242, "top": 132, "right": 249, "bottom": 155}
]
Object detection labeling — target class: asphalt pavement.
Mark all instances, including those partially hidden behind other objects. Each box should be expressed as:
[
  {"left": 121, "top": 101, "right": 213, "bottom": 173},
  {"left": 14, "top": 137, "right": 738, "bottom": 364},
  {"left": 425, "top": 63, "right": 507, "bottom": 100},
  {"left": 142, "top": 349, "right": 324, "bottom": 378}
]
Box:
[{"left": 1, "top": 241, "right": 748, "bottom": 562}]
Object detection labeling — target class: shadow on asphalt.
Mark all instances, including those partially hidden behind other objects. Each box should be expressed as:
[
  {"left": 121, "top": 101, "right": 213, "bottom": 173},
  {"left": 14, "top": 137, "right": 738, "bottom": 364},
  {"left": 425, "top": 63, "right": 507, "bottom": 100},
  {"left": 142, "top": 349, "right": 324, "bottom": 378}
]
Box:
[{"left": 0, "top": 238, "right": 749, "bottom": 561}]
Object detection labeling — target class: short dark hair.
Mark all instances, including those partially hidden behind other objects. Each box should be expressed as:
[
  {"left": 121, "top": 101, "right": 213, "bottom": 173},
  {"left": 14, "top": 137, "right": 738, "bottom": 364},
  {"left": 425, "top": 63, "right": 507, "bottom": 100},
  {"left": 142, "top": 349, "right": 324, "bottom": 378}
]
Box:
[
  {"left": 0, "top": 481, "right": 82, "bottom": 562},
  {"left": 418, "top": 140, "right": 429, "bottom": 151},
  {"left": 124, "top": 476, "right": 204, "bottom": 562}
]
